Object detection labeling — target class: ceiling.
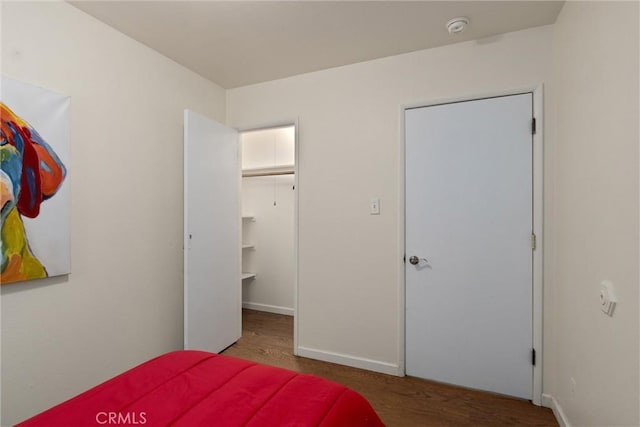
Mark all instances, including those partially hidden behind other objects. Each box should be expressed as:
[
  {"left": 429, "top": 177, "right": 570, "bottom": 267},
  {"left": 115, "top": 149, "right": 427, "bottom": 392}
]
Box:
[{"left": 69, "top": 1, "right": 564, "bottom": 89}]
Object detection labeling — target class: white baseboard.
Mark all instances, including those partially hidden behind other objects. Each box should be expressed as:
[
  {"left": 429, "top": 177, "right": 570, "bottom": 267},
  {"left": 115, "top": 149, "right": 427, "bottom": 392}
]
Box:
[
  {"left": 297, "top": 346, "right": 402, "bottom": 376},
  {"left": 542, "top": 393, "right": 571, "bottom": 427},
  {"left": 242, "top": 301, "right": 294, "bottom": 316}
]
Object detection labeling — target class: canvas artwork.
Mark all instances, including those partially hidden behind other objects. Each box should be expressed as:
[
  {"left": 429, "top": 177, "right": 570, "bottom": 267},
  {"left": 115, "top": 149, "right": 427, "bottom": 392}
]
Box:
[{"left": 1, "top": 77, "right": 70, "bottom": 285}]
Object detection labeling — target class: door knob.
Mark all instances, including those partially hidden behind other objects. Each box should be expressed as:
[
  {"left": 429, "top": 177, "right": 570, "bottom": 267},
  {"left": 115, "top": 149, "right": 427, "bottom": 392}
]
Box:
[{"left": 409, "top": 256, "right": 428, "bottom": 265}]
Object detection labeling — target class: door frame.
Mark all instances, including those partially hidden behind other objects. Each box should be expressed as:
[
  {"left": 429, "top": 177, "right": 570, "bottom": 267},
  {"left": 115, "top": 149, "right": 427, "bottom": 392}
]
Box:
[
  {"left": 237, "top": 119, "right": 300, "bottom": 355},
  {"left": 398, "top": 85, "right": 544, "bottom": 405}
]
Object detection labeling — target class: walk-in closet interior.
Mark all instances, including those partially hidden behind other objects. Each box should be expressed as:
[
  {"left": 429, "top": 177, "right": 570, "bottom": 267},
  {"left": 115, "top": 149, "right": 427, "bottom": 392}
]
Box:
[{"left": 241, "top": 126, "right": 296, "bottom": 322}]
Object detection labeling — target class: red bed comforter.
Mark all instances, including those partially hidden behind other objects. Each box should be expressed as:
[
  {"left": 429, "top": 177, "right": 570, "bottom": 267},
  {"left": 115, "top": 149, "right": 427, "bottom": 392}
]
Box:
[{"left": 18, "top": 350, "right": 384, "bottom": 426}]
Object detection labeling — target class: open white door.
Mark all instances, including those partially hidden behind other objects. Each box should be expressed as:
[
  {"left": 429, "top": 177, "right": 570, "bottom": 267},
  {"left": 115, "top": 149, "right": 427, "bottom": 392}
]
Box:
[{"left": 184, "top": 110, "right": 241, "bottom": 353}]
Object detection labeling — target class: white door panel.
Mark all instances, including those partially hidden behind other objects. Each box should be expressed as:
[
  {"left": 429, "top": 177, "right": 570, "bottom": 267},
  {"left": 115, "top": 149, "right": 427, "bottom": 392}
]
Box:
[
  {"left": 405, "top": 94, "right": 533, "bottom": 399},
  {"left": 184, "top": 110, "right": 241, "bottom": 353}
]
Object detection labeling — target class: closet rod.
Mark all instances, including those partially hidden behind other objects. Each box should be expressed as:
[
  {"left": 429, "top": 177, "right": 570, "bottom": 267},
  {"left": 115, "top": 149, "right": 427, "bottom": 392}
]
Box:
[{"left": 242, "top": 165, "right": 295, "bottom": 178}]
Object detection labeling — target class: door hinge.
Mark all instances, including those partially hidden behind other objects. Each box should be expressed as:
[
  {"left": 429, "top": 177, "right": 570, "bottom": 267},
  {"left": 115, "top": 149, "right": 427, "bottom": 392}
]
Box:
[
  {"left": 403, "top": 254, "right": 406, "bottom": 264},
  {"left": 531, "top": 233, "right": 537, "bottom": 250},
  {"left": 531, "top": 117, "right": 537, "bottom": 135},
  {"left": 532, "top": 348, "right": 536, "bottom": 366}
]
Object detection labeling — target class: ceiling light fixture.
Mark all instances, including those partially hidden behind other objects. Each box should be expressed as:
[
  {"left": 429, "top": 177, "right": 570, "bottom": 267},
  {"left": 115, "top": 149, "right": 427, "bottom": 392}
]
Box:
[{"left": 446, "top": 17, "right": 469, "bottom": 35}]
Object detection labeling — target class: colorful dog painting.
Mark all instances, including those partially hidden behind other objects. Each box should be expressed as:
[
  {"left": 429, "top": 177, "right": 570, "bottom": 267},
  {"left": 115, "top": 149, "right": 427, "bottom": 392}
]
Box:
[{"left": 1, "top": 101, "right": 67, "bottom": 284}]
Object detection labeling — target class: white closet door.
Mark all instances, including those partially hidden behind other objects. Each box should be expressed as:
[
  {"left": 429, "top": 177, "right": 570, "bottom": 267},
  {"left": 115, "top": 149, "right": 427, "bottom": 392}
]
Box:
[
  {"left": 184, "top": 110, "right": 241, "bottom": 353},
  {"left": 405, "top": 94, "right": 533, "bottom": 399}
]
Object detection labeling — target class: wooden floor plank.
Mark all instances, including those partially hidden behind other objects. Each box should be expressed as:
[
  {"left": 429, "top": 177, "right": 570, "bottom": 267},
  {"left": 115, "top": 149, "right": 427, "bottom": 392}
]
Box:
[{"left": 222, "top": 309, "right": 558, "bottom": 427}]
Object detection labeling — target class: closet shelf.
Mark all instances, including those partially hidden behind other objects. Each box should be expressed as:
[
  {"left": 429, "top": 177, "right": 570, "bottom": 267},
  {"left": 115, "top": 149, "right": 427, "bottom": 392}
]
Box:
[
  {"left": 242, "top": 165, "right": 294, "bottom": 177},
  {"left": 242, "top": 273, "right": 256, "bottom": 280}
]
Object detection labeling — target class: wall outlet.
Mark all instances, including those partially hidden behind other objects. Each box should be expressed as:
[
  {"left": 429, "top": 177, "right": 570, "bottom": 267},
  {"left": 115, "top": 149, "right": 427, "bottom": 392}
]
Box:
[{"left": 600, "top": 280, "right": 617, "bottom": 317}]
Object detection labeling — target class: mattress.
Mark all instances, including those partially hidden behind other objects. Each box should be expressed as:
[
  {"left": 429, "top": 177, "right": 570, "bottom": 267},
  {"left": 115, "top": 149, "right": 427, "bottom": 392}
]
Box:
[{"left": 17, "top": 350, "right": 384, "bottom": 426}]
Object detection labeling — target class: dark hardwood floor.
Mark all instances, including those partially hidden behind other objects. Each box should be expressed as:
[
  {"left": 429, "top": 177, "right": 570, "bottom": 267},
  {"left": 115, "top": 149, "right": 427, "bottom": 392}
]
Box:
[{"left": 222, "top": 309, "right": 557, "bottom": 427}]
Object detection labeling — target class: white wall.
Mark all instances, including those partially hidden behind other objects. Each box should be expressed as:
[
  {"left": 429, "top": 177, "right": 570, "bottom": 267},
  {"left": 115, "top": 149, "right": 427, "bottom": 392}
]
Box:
[
  {"left": 242, "top": 127, "right": 295, "bottom": 169},
  {"left": 228, "top": 25, "right": 555, "bottom": 373},
  {"left": 241, "top": 127, "right": 296, "bottom": 314},
  {"left": 549, "top": 2, "right": 639, "bottom": 425},
  {"left": 0, "top": 2, "right": 226, "bottom": 425}
]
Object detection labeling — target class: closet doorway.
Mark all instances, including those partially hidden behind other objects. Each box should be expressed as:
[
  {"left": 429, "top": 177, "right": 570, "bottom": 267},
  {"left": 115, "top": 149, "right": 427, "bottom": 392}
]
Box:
[{"left": 240, "top": 125, "right": 297, "bottom": 349}]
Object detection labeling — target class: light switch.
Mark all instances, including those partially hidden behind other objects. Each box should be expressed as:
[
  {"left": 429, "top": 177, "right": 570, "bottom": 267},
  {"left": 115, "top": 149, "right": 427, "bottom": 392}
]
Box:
[{"left": 370, "top": 198, "right": 380, "bottom": 215}]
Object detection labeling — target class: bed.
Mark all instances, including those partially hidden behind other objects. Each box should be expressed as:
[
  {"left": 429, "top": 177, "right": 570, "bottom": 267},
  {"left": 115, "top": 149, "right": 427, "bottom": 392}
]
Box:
[{"left": 17, "top": 350, "right": 384, "bottom": 426}]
